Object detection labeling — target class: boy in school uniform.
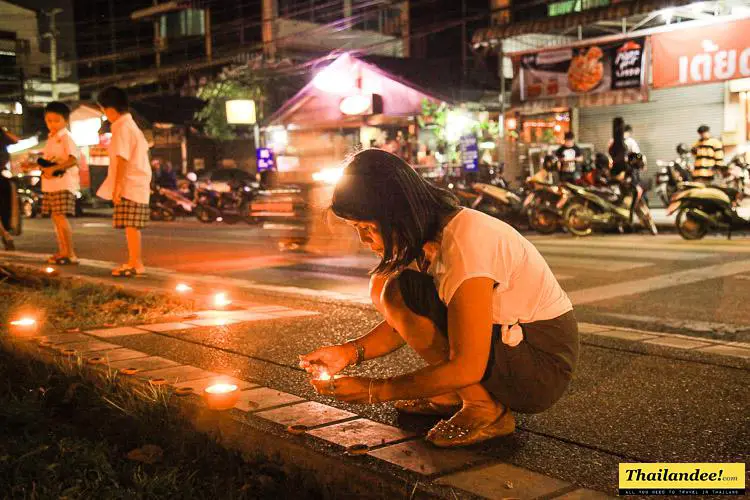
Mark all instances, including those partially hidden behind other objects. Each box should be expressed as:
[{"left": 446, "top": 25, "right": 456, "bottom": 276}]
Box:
[
  {"left": 96, "top": 86, "right": 152, "bottom": 277},
  {"left": 39, "top": 101, "right": 80, "bottom": 265}
]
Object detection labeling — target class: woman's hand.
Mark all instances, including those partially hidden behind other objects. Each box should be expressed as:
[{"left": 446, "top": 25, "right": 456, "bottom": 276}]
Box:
[
  {"left": 298, "top": 344, "right": 355, "bottom": 377},
  {"left": 311, "top": 376, "right": 381, "bottom": 404}
]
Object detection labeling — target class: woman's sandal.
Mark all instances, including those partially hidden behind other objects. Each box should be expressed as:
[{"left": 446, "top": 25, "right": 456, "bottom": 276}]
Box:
[
  {"left": 1, "top": 235, "right": 14, "bottom": 251},
  {"left": 425, "top": 406, "right": 516, "bottom": 448},
  {"left": 47, "top": 254, "right": 63, "bottom": 264},
  {"left": 53, "top": 257, "right": 79, "bottom": 266},
  {"left": 394, "top": 399, "right": 462, "bottom": 417},
  {"left": 111, "top": 266, "right": 146, "bottom": 278}
]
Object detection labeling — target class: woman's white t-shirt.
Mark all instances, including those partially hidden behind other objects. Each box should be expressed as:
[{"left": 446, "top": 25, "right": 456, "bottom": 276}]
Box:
[{"left": 426, "top": 209, "right": 572, "bottom": 343}]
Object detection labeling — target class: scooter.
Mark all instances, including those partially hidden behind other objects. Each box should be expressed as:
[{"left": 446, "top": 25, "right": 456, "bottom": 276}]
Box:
[
  {"left": 524, "top": 179, "right": 571, "bottom": 234},
  {"left": 667, "top": 185, "right": 749, "bottom": 240},
  {"left": 194, "top": 178, "right": 258, "bottom": 224},
  {"left": 470, "top": 182, "right": 528, "bottom": 229}
]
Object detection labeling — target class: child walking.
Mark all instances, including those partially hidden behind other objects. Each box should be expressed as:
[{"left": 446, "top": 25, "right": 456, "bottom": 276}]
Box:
[
  {"left": 95, "top": 86, "right": 152, "bottom": 277},
  {"left": 40, "top": 102, "right": 80, "bottom": 265}
]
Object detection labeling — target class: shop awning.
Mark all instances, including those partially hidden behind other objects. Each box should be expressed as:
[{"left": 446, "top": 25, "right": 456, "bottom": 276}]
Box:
[
  {"left": 266, "top": 53, "right": 499, "bottom": 129},
  {"left": 474, "top": 0, "right": 694, "bottom": 45}
]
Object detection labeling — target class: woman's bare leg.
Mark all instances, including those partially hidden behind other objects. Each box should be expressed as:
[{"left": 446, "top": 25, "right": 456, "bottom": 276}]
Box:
[{"left": 380, "top": 276, "right": 502, "bottom": 418}]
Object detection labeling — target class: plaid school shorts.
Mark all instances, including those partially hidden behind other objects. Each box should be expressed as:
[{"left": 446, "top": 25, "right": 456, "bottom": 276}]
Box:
[
  {"left": 41, "top": 190, "right": 76, "bottom": 216},
  {"left": 113, "top": 198, "right": 149, "bottom": 229}
]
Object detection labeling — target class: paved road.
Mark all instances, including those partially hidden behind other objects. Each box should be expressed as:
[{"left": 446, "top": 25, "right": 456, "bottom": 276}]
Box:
[
  {"left": 10, "top": 214, "right": 750, "bottom": 342},
  {"left": 3, "top": 215, "right": 749, "bottom": 496}
]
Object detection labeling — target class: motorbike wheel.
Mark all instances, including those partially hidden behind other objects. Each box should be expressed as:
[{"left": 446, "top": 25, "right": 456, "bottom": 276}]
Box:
[
  {"left": 564, "top": 202, "right": 594, "bottom": 237},
  {"left": 528, "top": 207, "right": 559, "bottom": 234},
  {"left": 676, "top": 208, "right": 709, "bottom": 240},
  {"left": 150, "top": 207, "right": 164, "bottom": 221},
  {"left": 195, "top": 206, "right": 216, "bottom": 223},
  {"left": 635, "top": 203, "right": 658, "bottom": 236},
  {"left": 161, "top": 208, "right": 176, "bottom": 222},
  {"left": 23, "top": 200, "right": 34, "bottom": 218}
]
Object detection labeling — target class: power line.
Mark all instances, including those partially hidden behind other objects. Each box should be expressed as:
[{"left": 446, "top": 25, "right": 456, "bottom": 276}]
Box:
[{"left": 78, "top": 1, "right": 490, "bottom": 93}]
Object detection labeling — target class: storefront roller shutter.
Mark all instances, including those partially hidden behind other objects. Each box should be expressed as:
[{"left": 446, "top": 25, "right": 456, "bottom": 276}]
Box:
[{"left": 578, "top": 83, "right": 724, "bottom": 176}]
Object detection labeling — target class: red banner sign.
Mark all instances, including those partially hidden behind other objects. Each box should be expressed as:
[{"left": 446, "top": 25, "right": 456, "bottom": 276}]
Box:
[{"left": 652, "top": 17, "right": 750, "bottom": 88}]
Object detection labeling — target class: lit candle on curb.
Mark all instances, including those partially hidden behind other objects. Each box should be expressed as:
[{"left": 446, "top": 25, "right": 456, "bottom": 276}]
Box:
[
  {"left": 175, "top": 283, "right": 192, "bottom": 293},
  {"left": 9, "top": 317, "right": 38, "bottom": 336},
  {"left": 203, "top": 383, "right": 239, "bottom": 410},
  {"left": 44, "top": 266, "right": 59, "bottom": 276},
  {"left": 213, "top": 292, "right": 231, "bottom": 309}
]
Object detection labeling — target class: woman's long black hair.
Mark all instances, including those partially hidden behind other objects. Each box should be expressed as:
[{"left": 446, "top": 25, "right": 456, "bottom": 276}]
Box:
[
  {"left": 609, "top": 116, "right": 627, "bottom": 165},
  {"left": 331, "top": 149, "right": 459, "bottom": 275}
]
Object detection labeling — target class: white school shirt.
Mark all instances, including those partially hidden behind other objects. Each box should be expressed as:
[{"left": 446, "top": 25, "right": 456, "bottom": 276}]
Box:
[
  {"left": 426, "top": 209, "right": 573, "bottom": 345},
  {"left": 41, "top": 128, "right": 80, "bottom": 193},
  {"left": 97, "top": 113, "right": 151, "bottom": 204}
]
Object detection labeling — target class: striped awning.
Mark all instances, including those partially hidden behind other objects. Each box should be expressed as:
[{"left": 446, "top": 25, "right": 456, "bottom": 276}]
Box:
[{"left": 473, "top": 0, "right": 694, "bottom": 45}]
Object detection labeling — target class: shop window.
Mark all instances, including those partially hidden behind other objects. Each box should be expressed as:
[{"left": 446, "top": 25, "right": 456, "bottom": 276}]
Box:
[{"left": 160, "top": 9, "right": 205, "bottom": 39}]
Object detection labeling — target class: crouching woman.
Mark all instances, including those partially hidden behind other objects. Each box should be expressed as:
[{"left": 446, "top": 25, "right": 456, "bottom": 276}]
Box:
[{"left": 300, "top": 149, "right": 578, "bottom": 448}]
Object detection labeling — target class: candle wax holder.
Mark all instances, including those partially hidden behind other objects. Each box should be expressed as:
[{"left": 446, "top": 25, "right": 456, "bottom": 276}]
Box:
[{"left": 203, "top": 383, "right": 239, "bottom": 410}]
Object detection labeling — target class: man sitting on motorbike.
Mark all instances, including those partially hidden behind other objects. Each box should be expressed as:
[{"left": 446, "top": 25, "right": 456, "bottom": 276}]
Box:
[{"left": 530, "top": 155, "right": 561, "bottom": 185}]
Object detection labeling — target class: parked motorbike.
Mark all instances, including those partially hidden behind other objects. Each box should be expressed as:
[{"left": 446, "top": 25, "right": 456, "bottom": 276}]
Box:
[
  {"left": 524, "top": 180, "right": 571, "bottom": 234},
  {"left": 667, "top": 186, "right": 748, "bottom": 240},
  {"left": 194, "top": 178, "right": 258, "bottom": 224},
  {"left": 563, "top": 154, "right": 657, "bottom": 236},
  {"left": 150, "top": 185, "right": 196, "bottom": 221},
  {"left": 656, "top": 144, "right": 697, "bottom": 206}
]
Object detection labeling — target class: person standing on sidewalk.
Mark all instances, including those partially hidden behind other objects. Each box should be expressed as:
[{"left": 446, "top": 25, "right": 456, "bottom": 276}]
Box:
[
  {"left": 691, "top": 125, "right": 724, "bottom": 183},
  {"left": 96, "top": 87, "right": 152, "bottom": 278},
  {"left": 300, "top": 149, "right": 579, "bottom": 448},
  {"left": 37, "top": 102, "right": 81, "bottom": 265},
  {"left": 624, "top": 124, "right": 640, "bottom": 155},
  {"left": 0, "top": 126, "right": 20, "bottom": 250},
  {"left": 555, "top": 132, "right": 583, "bottom": 183}
]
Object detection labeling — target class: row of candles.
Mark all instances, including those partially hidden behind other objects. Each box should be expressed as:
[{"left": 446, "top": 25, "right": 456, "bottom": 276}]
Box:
[{"left": 7, "top": 269, "right": 330, "bottom": 412}]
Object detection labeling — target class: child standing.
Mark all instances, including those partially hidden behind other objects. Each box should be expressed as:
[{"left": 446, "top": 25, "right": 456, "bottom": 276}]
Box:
[
  {"left": 95, "top": 86, "right": 152, "bottom": 277},
  {"left": 40, "top": 102, "right": 80, "bottom": 265}
]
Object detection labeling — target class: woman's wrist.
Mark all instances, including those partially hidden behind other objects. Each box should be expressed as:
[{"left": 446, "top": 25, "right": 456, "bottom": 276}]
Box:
[
  {"left": 344, "top": 340, "right": 364, "bottom": 366},
  {"left": 342, "top": 341, "right": 359, "bottom": 367},
  {"left": 372, "top": 378, "right": 393, "bottom": 403}
]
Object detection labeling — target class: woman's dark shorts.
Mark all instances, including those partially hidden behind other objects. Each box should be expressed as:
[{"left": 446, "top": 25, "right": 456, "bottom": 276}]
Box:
[{"left": 397, "top": 269, "right": 579, "bottom": 414}]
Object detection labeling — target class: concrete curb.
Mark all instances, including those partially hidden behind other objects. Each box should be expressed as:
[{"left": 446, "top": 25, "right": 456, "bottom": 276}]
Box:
[{"left": 2, "top": 312, "right": 615, "bottom": 500}]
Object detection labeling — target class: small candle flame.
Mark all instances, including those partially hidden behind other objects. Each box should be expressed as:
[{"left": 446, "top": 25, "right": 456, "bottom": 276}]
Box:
[
  {"left": 205, "top": 383, "right": 238, "bottom": 394},
  {"left": 175, "top": 283, "right": 192, "bottom": 293},
  {"left": 10, "top": 318, "right": 36, "bottom": 327},
  {"left": 45, "top": 267, "right": 56, "bottom": 274},
  {"left": 317, "top": 371, "right": 331, "bottom": 381},
  {"left": 214, "top": 292, "right": 231, "bottom": 308}
]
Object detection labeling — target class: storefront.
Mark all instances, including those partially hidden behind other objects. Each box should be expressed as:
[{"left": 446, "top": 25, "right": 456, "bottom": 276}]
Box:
[{"left": 502, "top": 12, "right": 750, "bottom": 181}]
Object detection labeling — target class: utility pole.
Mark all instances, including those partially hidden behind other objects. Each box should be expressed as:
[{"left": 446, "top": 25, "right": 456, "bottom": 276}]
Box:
[
  {"left": 262, "top": 0, "right": 277, "bottom": 61},
  {"left": 43, "top": 8, "right": 63, "bottom": 101}
]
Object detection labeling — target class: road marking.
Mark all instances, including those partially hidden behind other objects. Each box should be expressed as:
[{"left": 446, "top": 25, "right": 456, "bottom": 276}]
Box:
[
  {"left": 569, "top": 259, "right": 750, "bottom": 305},
  {"left": 535, "top": 244, "right": 713, "bottom": 261},
  {"left": 545, "top": 255, "right": 652, "bottom": 271},
  {"left": 528, "top": 235, "right": 750, "bottom": 253},
  {"left": 598, "top": 313, "right": 750, "bottom": 335}
]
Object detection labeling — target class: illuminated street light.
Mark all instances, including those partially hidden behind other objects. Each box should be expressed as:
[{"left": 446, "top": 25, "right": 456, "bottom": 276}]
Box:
[{"left": 225, "top": 99, "right": 256, "bottom": 125}]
